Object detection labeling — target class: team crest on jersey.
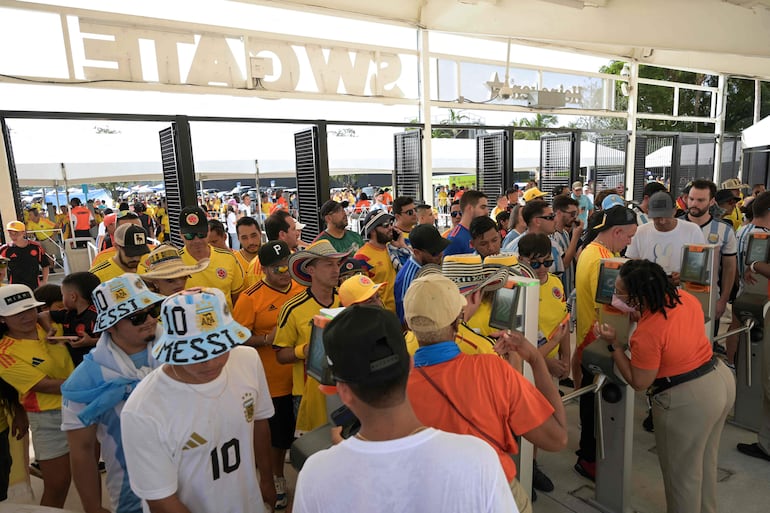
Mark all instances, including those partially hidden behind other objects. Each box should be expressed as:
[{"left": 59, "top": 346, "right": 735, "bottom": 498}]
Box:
[
  {"left": 242, "top": 392, "right": 255, "bottom": 423},
  {"left": 708, "top": 233, "right": 719, "bottom": 243},
  {"left": 552, "top": 287, "right": 563, "bottom": 300},
  {"left": 216, "top": 267, "right": 227, "bottom": 279},
  {"left": 30, "top": 249, "right": 37, "bottom": 256}
]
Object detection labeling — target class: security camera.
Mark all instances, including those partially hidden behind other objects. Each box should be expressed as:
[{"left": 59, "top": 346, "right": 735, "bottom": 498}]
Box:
[{"left": 499, "top": 86, "right": 513, "bottom": 100}]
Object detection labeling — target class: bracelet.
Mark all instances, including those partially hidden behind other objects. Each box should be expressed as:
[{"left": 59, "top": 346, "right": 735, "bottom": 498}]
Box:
[{"left": 750, "top": 261, "right": 758, "bottom": 273}]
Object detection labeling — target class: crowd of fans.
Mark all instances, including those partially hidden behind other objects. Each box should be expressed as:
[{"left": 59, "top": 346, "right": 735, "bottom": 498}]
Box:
[{"left": 0, "top": 176, "right": 766, "bottom": 513}]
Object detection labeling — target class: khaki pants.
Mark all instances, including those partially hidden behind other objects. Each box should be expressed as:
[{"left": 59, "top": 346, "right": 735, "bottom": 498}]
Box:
[
  {"left": 652, "top": 360, "right": 735, "bottom": 513},
  {"left": 509, "top": 477, "right": 532, "bottom": 513}
]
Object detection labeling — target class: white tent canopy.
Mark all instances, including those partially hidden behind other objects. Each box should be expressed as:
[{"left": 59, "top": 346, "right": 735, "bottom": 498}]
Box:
[
  {"left": 258, "top": 0, "right": 770, "bottom": 78},
  {"left": 743, "top": 116, "right": 770, "bottom": 149}
]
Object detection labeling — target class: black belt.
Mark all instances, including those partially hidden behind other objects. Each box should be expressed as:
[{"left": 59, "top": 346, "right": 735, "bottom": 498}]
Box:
[{"left": 649, "top": 356, "right": 718, "bottom": 396}]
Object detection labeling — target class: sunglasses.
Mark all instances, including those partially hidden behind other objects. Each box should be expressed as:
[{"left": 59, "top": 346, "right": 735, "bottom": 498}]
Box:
[
  {"left": 269, "top": 265, "right": 289, "bottom": 274},
  {"left": 127, "top": 304, "right": 161, "bottom": 326},
  {"left": 450, "top": 211, "right": 462, "bottom": 218},
  {"left": 537, "top": 214, "right": 556, "bottom": 221},
  {"left": 528, "top": 259, "right": 554, "bottom": 269},
  {"left": 182, "top": 232, "right": 207, "bottom": 240}
]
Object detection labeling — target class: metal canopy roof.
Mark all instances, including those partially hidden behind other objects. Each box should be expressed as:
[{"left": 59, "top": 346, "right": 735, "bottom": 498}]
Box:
[{"left": 254, "top": 0, "right": 770, "bottom": 78}]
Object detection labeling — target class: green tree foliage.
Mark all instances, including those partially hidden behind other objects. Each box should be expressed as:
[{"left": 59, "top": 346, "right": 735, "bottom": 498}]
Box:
[
  {"left": 600, "top": 61, "right": 769, "bottom": 133},
  {"left": 97, "top": 182, "right": 132, "bottom": 203},
  {"left": 510, "top": 114, "right": 558, "bottom": 139}
]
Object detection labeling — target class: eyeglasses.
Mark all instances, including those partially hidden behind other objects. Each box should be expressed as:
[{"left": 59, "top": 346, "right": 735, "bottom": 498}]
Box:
[
  {"left": 537, "top": 214, "right": 556, "bottom": 221},
  {"left": 269, "top": 265, "right": 289, "bottom": 274},
  {"left": 528, "top": 259, "right": 554, "bottom": 269},
  {"left": 376, "top": 221, "right": 394, "bottom": 229},
  {"left": 182, "top": 232, "right": 207, "bottom": 240},
  {"left": 127, "top": 304, "right": 161, "bottom": 326},
  {"left": 450, "top": 211, "right": 462, "bottom": 218}
]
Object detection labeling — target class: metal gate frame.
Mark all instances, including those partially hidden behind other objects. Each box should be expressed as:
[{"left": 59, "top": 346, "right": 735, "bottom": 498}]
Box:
[
  {"left": 393, "top": 130, "right": 423, "bottom": 201},
  {"left": 294, "top": 125, "right": 330, "bottom": 243},
  {"left": 476, "top": 131, "right": 511, "bottom": 213}
]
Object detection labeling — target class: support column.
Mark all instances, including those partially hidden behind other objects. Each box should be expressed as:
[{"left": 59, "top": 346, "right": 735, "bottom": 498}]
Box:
[
  {"left": 713, "top": 75, "right": 728, "bottom": 184},
  {"left": 419, "top": 29, "right": 433, "bottom": 203},
  {"left": 624, "top": 63, "right": 639, "bottom": 201},
  {"left": 754, "top": 79, "right": 762, "bottom": 125},
  {"left": 0, "top": 119, "right": 22, "bottom": 243}
]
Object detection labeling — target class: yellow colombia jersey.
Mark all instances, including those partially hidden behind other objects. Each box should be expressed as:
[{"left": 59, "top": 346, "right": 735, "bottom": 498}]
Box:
[
  {"left": 90, "top": 256, "right": 150, "bottom": 283},
  {"left": 180, "top": 246, "right": 245, "bottom": 309},
  {"left": 25, "top": 218, "right": 57, "bottom": 240},
  {"left": 0, "top": 326, "right": 74, "bottom": 413},
  {"left": 405, "top": 322, "right": 496, "bottom": 356},
  {"left": 538, "top": 273, "right": 569, "bottom": 359},
  {"left": 576, "top": 241, "right": 616, "bottom": 350},
  {"left": 233, "top": 250, "right": 263, "bottom": 288},
  {"left": 466, "top": 298, "right": 495, "bottom": 337},
  {"left": 273, "top": 288, "right": 340, "bottom": 433},
  {"left": 93, "top": 246, "right": 154, "bottom": 269}
]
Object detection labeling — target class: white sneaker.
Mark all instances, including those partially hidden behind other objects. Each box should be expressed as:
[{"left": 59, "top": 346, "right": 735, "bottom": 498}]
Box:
[{"left": 274, "top": 475, "right": 288, "bottom": 510}]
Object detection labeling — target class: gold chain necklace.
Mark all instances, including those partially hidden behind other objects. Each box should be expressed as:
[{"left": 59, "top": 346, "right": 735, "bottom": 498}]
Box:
[{"left": 355, "top": 425, "right": 428, "bottom": 442}]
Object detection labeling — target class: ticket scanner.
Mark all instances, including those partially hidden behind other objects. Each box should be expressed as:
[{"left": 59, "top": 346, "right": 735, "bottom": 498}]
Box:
[
  {"left": 567, "top": 257, "right": 634, "bottom": 513},
  {"left": 679, "top": 244, "right": 720, "bottom": 340},
  {"left": 730, "top": 233, "right": 770, "bottom": 432}
]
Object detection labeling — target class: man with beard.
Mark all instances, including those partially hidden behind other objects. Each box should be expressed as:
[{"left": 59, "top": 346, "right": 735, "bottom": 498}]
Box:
[
  {"left": 685, "top": 179, "right": 737, "bottom": 334},
  {"left": 354, "top": 210, "right": 408, "bottom": 313},
  {"left": 89, "top": 225, "right": 150, "bottom": 283},
  {"left": 313, "top": 200, "right": 364, "bottom": 253},
  {"left": 550, "top": 195, "right": 583, "bottom": 296},
  {"left": 62, "top": 274, "right": 165, "bottom": 513},
  {"left": 234, "top": 216, "right": 264, "bottom": 287}
]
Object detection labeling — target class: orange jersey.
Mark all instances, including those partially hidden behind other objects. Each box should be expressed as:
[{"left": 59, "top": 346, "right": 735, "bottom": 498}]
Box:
[{"left": 232, "top": 279, "right": 304, "bottom": 397}]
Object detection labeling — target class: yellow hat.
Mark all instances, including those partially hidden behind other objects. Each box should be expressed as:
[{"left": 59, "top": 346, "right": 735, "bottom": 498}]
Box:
[
  {"left": 523, "top": 187, "right": 546, "bottom": 203},
  {"left": 339, "top": 274, "right": 385, "bottom": 307},
  {"left": 6, "top": 221, "right": 25, "bottom": 232}
]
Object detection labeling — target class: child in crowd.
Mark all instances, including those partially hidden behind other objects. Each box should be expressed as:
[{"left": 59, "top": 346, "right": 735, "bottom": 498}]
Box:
[{"left": 40, "top": 272, "right": 100, "bottom": 366}]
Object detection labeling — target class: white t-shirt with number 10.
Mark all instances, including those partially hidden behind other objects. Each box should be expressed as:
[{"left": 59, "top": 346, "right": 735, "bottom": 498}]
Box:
[{"left": 121, "top": 346, "right": 274, "bottom": 513}]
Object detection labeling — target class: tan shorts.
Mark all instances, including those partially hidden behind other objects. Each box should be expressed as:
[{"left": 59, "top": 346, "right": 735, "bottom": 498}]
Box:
[{"left": 509, "top": 477, "right": 533, "bottom": 513}]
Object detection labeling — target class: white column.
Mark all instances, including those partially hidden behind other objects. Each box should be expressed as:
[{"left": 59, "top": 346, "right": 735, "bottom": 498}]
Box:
[
  {"left": 755, "top": 79, "right": 762, "bottom": 125},
  {"left": 624, "top": 62, "right": 639, "bottom": 200},
  {"left": 713, "top": 74, "right": 728, "bottom": 184},
  {"left": 419, "top": 29, "right": 433, "bottom": 203}
]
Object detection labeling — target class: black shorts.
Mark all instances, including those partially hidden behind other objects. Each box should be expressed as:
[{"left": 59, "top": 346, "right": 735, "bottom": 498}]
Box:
[{"left": 268, "top": 395, "right": 296, "bottom": 450}]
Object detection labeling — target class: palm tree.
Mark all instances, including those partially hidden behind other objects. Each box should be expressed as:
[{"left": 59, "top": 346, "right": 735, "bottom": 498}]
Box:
[{"left": 511, "top": 114, "right": 558, "bottom": 139}]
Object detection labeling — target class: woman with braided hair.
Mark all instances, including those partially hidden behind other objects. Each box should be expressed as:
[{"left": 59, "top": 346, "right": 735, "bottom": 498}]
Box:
[{"left": 596, "top": 259, "right": 734, "bottom": 513}]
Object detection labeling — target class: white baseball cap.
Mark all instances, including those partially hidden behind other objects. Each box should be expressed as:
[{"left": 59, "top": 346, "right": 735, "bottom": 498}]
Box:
[
  {"left": 0, "top": 285, "right": 44, "bottom": 317},
  {"left": 93, "top": 274, "right": 165, "bottom": 332}
]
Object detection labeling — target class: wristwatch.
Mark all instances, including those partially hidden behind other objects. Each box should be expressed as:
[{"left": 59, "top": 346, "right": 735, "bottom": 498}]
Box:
[{"left": 607, "top": 344, "right": 616, "bottom": 353}]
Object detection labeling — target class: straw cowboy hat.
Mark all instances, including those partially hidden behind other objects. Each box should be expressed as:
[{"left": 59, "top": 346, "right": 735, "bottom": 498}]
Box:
[
  {"left": 440, "top": 254, "right": 508, "bottom": 296},
  {"left": 289, "top": 239, "right": 353, "bottom": 287},
  {"left": 140, "top": 244, "right": 209, "bottom": 280}
]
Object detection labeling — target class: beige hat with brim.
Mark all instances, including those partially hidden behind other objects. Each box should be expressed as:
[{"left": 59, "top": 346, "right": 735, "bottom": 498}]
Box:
[{"left": 141, "top": 244, "right": 209, "bottom": 280}]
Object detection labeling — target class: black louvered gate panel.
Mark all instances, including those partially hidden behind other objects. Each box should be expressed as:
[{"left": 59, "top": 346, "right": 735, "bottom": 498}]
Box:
[
  {"left": 743, "top": 146, "right": 770, "bottom": 187},
  {"left": 476, "top": 132, "right": 507, "bottom": 214},
  {"left": 393, "top": 130, "right": 423, "bottom": 201},
  {"left": 594, "top": 134, "right": 628, "bottom": 196},
  {"left": 159, "top": 121, "right": 197, "bottom": 249},
  {"left": 294, "top": 126, "right": 329, "bottom": 244},
  {"left": 675, "top": 135, "right": 715, "bottom": 196},
  {"left": 639, "top": 134, "right": 677, "bottom": 195},
  {"left": 719, "top": 135, "right": 740, "bottom": 182},
  {"left": 540, "top": 134, "right": 575, "bottom": 203},
  {"left": 632, "top": 136, "right": 648, "bottom": 202},
  {"left": 0, "top": 118, "right": 24, "bottom": 243}
]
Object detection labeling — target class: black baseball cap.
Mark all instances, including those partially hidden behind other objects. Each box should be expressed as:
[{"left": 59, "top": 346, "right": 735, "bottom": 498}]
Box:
[
  {"left": 715, "top": 189, "right": 738, "bottom": 205},
  {"left": 179, "top": 206, "right": 208, "bottom": 234},
  {"left": 258, "top": 240, "right": 291, "bottom": 267},
  {"left": 323, "top": 305, "right": 408, "bottom": 384},
  {"left": 410, "top": 224, "right": 450, "bottom": 255},
  {"left": 113, "top": 224, "right": 150, "bottom": 257},
  {"left": 593, "top": 205, "right": 637, "bottom": 233}
]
